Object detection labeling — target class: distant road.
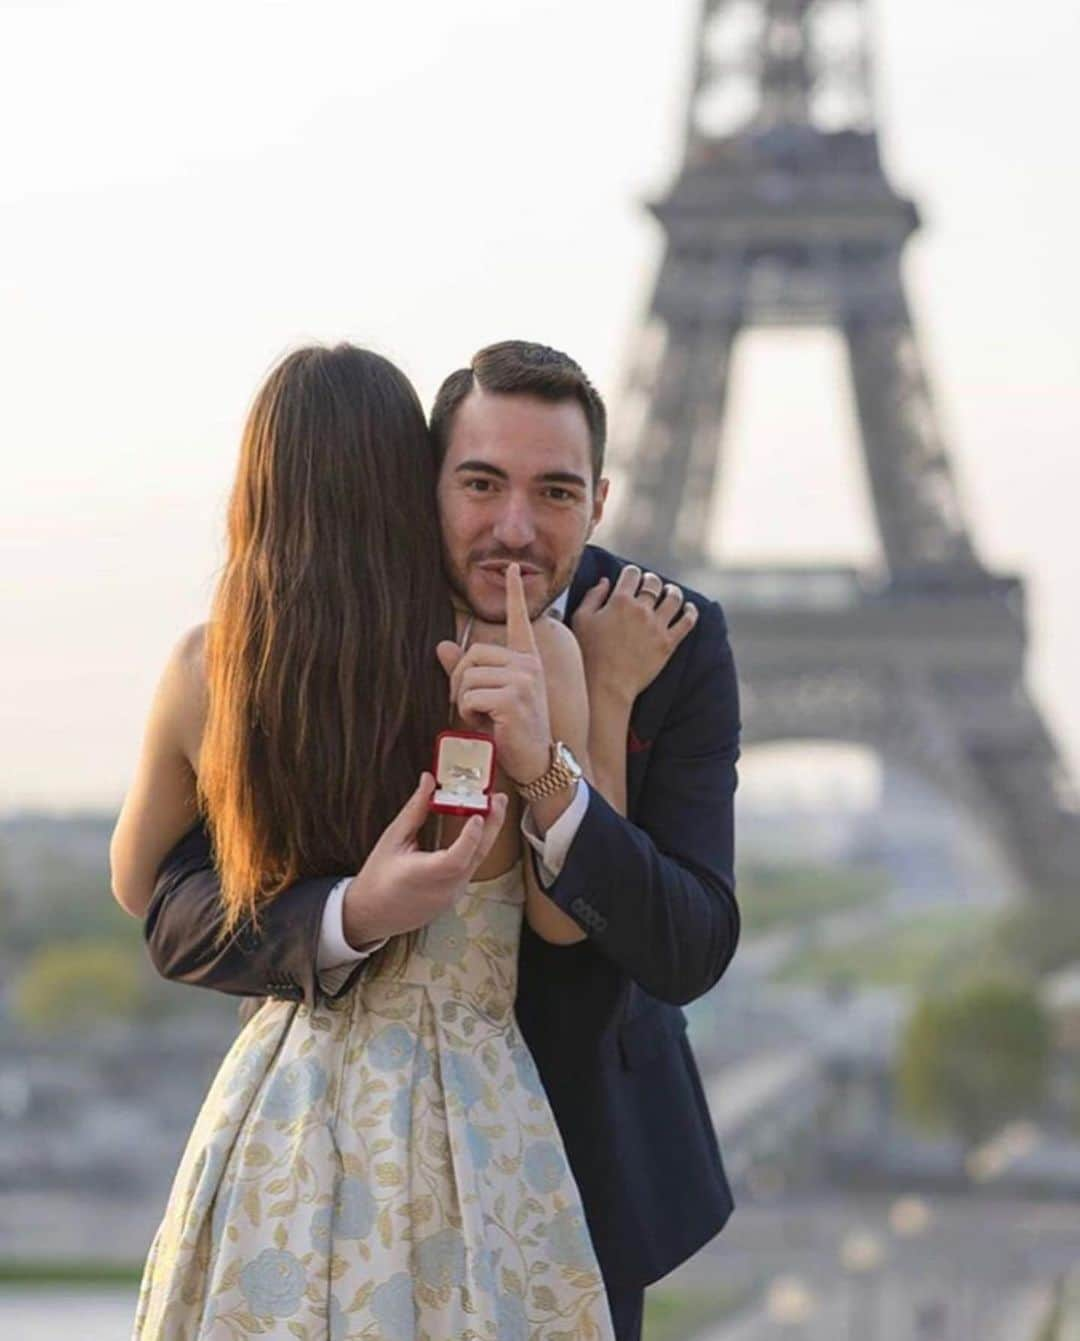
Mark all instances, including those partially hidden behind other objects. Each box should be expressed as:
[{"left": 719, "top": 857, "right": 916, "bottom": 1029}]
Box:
[
  {"left": 677, "top": 1197, "right": 1076, "bottom": 1341},
  {"left": 696, "top": 1282, "right": 1052, "bottom": 1341}
]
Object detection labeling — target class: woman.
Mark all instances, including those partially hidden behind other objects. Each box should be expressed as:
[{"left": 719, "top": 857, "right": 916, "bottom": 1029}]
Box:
[{"left": 111, "top": 344, "right": 695, "bottom": 1340}]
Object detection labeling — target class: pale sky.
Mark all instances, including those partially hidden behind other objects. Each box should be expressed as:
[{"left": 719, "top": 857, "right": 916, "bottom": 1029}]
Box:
[{"left": 2, "top": 0, "right": 1078, "bottom": 811}]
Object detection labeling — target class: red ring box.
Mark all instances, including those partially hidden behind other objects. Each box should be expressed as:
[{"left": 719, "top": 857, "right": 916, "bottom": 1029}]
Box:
[{"left": 430, "top": 730, "right": 497, "bottom": 817}]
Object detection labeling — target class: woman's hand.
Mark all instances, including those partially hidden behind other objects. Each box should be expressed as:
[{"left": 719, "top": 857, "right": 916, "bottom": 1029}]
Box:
[
  {"left": 572, "top": 564, "right": 698, "bottom": 704},
  {"left": 341, "top": 773, "right": 509, "bottom": 948}
]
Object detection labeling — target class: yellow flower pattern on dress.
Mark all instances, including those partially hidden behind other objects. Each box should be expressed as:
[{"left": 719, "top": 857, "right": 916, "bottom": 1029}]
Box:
[{"left": 133, "top": 863, "right": 614, "bottom": 1340}]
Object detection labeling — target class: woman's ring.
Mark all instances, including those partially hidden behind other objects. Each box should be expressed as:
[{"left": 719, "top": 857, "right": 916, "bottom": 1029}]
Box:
[{"left": 639, "top": 573, "right": 664, "bottom": 602}]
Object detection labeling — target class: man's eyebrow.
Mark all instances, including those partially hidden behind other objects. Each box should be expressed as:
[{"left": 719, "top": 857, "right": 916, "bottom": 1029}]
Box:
[
  {"left": 454, "top": 460, "right": 509, "bottom": 480},
  {"left": 537, "top": 471, "right": 588, "bottom": 490},
  {"left": 453, "top": 461, "right": 588, "bottom": 490}
]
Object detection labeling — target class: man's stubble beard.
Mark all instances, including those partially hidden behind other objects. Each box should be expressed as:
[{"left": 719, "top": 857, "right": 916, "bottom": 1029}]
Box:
[{"left": 442, "top": 541, "right": 588, "bottom": 624}]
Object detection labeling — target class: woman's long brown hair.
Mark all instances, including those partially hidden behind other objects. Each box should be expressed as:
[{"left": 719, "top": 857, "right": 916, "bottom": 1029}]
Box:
[{"left": 199, "top": 345, "right": 453, "bottom": 957}]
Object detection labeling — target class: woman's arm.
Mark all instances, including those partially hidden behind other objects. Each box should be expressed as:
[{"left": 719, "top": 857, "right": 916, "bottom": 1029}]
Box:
[
  {"left": 110, "top": 626, "right": 207, "bottom": 917},
  {"left": 522, "top": 571, "right": 697, "bottom": 942},
  {"left": 521, "top": 616, "right": 591, "bottom": 945},
  {"left": 584, "top": 682, "right": 633, "bottom": 819},
  {"left": 574, "top": 567, "right": 699, "bottom": 819}
]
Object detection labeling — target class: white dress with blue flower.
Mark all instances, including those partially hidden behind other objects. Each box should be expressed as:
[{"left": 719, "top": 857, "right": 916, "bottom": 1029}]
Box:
[{"left": 133, "top": 863, "right": 615, "bottom": 1340}]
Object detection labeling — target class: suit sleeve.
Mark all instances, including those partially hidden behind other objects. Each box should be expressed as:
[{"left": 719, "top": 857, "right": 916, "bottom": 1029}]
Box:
[
  {"left": 543, "top": 600, "right": 740, "bottom": 1006},
  {"left": 143, "top": 823, "right": 357, "bottom": 1010}
]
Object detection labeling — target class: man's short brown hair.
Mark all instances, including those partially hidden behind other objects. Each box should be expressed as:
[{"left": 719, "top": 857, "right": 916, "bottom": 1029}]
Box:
[{"left": 430, "top": 340, "right": 607, "bottom": 481}]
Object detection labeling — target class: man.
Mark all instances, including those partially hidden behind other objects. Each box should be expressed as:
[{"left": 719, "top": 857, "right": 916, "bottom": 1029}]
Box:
[{"left": 146, "top": 340, "right": 741, "bottom": 1340}]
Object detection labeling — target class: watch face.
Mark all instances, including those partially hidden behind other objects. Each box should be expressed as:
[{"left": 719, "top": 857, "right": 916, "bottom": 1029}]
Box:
[{"left": 555, "top": 742, "right": 583, "bottom": 780}]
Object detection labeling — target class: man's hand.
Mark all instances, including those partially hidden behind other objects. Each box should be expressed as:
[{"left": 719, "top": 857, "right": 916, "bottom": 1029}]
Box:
[
  {"left": 436, "top": 563, "right": 551, "bottom": 786},
  {"left": 342, "top": 773, "right": 508, "bottom": 948}
]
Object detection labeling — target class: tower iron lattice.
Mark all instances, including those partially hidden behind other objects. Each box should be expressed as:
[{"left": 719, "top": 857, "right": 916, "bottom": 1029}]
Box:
[{"left": 607, "top": 0, "right": 1079, "bottom": 904}]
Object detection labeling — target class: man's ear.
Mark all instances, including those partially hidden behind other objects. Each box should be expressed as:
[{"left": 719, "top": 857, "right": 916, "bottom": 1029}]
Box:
[{"left": 587, "top": 477, "right": 610, "bottom": 539}]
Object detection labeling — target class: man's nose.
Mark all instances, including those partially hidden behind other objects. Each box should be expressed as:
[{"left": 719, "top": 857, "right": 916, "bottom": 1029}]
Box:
[{"left": 491, "top": 496, "right": 537, "bottom": 550}]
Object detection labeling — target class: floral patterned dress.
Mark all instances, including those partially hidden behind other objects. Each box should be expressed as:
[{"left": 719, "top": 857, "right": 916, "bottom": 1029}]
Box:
[{"left": 133, "top": 862, "right": 615, "bottom": 1341}]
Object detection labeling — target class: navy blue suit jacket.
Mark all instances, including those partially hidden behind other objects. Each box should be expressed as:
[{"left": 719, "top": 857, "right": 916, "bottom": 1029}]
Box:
[{"left": 145, "top": 543, "right": 741, "bottom": 1290}]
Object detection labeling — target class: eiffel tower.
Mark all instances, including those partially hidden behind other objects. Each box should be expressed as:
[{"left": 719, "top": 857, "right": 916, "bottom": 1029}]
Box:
[{"left": 607, "top": 0, "right": 1079, "bottom": 905}]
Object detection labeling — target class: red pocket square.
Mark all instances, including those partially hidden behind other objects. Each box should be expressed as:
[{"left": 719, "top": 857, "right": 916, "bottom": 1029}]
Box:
[{"left": 628, "top": 727, "right": 653, "bottom": 755}]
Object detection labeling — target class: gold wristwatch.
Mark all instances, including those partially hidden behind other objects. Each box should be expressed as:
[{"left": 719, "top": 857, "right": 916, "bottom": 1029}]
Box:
[{"left": 516, "top": 741, "right": 583, "bottom": 803}]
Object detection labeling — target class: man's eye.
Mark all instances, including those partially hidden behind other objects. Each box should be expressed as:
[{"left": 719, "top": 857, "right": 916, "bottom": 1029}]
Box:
[
  {"left": 544, "top": 487, "right": 575, "bottom": 502},
  {"left": 465, "top": 478, "right": 494, "bottom": 493}
]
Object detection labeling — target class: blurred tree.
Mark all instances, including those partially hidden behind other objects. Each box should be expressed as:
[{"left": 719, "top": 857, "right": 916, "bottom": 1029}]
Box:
[
  {"left": 897, "top": 980, "right": 1051, "bottom": 1152},
  {"left": 1032, "top": 1276, "right": 1064, "bottom": 1341},
  {"left": 738, "top": 861, "right": 887, "bottom": 933},
  {"left": 995, "top": 899, "right": 1080, "bottom": 977},
  {"left": 13, "top": 940, "right": 143, "bottom": 1032},
  {"left": 0, "top": 842, "right": 11, "bottom": 945}
]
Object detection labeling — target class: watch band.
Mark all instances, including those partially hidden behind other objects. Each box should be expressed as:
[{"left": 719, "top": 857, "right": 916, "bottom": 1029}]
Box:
[{"left": 517, "top": 742, "right": 581, "bottom": 804}]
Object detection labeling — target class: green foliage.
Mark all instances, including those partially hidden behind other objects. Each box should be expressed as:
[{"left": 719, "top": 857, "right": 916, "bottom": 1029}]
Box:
[
  {"left": 13, "top": 874, "right": 137, "bottom": 955},
  {"left": 0, "top": 869, "right": 11, "bottom": 947},
  {"left": 13, "top": 940, "right": 144, "bottom": 1033},
  {"left": 994, "top": 900, "right": 1080, "bottom": 978},
  {"left": 1032, "top": 1278, "right": 1064, "bottom": 1341},
  {"left": 777, "top": 908, "right": 1001, "bottom": 990},
  {"left": 643, "top": 1283, "right": 755, "bottom": 1341},
  {"left": 739, "top": 862, "right": 887, "bottom": 934},
  {"left": 897, "top": 979, "right": 1052, "bottom": 1149},
  {"left": 0, "top": 1260, "right": 143, "bottom": 1287},
  {"left": 0, "top": 818, "right": 237, "bottom": 1031}
]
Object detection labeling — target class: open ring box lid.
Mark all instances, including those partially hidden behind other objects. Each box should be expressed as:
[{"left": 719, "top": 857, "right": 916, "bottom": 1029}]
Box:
[{"left": 430, "top": 730, "right": 496, "bottom": 816}]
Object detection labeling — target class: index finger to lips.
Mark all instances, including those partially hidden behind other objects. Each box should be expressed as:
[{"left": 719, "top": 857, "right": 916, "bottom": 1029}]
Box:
[{"left": 505, "top": 562, "right": 538, "bottom": 657}]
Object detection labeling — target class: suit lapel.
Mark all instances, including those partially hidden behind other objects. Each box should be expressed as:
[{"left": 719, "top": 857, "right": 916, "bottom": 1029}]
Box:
[{"left": 566, "top": 546, "right": 602, "bottom": 621}]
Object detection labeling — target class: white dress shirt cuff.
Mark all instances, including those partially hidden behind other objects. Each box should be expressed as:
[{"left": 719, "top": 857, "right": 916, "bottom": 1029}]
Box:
[
  {"left": 316, "top": 877, "right": 387, "bottom": 994},
  {"left": 520, "top": 780, "right": 590, "bottom": 889}
]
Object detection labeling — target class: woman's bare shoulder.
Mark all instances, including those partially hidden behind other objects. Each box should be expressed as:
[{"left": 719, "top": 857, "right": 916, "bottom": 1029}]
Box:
[
  {"left": 465, "top": 608, "right": 582, "bottom": 669},
  {"left": 533, "top": 613, "right": 584, "bottom": 671},
  {"left": 169, "top": 623, "right": 208, "bottom": 686},
  {"left": 163, "top": 624, "right": 209, "bottom": 762}
]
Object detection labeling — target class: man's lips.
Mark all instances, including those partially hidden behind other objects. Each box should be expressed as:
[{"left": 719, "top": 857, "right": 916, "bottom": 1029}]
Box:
[{"left": 474, "top": 561, "right": 545, "bottom": 580}]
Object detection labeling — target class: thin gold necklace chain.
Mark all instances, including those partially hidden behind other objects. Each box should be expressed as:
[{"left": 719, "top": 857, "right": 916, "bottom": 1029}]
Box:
[
  {"left": 434, "top": 612, "right": 477, "bottom": 850},
  {"left": 459, "top": 613, "right": 475, "bottom": 653},
  {"left": 450, "top": 613, "right": 475, "bottom": 726}
]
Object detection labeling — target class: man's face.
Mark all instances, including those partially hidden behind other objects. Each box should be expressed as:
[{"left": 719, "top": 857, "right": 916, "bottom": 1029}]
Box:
[{"left": 436, "top": 387, "right": 609, "bottom": 622}]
